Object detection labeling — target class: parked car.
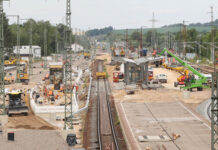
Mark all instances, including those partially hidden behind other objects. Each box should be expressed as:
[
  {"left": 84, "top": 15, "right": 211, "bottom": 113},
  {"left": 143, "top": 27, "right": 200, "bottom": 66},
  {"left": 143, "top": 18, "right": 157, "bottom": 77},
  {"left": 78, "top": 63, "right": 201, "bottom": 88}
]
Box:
[{"left": 156, "top": 74, "right": 168, "bottom": 83}]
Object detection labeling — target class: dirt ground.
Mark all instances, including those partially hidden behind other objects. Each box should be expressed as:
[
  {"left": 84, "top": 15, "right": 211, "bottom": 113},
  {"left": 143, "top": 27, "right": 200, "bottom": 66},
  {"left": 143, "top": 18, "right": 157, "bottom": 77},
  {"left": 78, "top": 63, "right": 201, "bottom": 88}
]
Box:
[
  {"left": 4, "top": 61, "right": 54, "bottom": 130},
  {"left": 7, "top": 115, "right": 56, "bottom": 130}
]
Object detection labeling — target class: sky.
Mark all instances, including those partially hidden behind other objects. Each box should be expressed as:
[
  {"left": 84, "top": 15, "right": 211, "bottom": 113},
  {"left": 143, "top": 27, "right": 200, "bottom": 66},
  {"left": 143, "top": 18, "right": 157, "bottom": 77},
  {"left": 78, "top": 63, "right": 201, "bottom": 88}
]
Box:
[{"left": 3, "top": 0, "right": 218, "bottom": 30}]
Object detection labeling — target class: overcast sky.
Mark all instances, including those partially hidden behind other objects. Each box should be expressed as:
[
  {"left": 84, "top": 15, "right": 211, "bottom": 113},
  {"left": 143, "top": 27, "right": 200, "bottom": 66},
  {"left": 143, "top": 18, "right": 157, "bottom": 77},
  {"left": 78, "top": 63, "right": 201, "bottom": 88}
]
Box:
[{"left": 3, "top": 0, "right": 218, "bottom": 30}]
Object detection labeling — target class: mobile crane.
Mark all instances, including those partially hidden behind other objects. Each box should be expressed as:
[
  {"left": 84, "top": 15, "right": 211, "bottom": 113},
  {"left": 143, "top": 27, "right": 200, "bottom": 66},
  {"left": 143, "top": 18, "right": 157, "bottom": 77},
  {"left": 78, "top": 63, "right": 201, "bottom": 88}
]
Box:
[{"left": 159, "top": 48, "right": 208, "bottom": 91}]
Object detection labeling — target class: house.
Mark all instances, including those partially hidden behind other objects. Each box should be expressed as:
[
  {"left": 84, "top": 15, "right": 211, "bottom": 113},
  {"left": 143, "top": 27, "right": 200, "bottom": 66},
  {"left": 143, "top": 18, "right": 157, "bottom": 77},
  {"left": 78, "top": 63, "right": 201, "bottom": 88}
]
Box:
[
  {"left": 13, "top": 45, "right": 41, "bottom": 58},
  {"left": 71, "top": 44, "right": 84, "bottom": 52}
]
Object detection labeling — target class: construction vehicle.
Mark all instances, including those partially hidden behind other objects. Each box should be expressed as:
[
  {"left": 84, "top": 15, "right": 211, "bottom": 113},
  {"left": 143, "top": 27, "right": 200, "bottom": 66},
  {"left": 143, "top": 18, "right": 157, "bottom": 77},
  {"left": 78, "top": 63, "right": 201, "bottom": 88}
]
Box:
[
  {"left": 171, "top": 65, "right": 184, "bottom": 72},
  {"left": 6, "top": 90, "right": 28, "bottom": 116},
  {"left": 156, "top": 74, "right": 167, "bottom": 83},
  {"left": 159, "top": 48, "right": 208, "bottom": 91},
  {"left": 83, "top": 50, "right": 90, "bottom": 59},
  {"left": 174, "top": 70, "right": 189, "bottom": 87},
  {"left": 4, "top": 57, "right": 17, "bottom": 66},
  {"left": 120, "top": 48, "right": 125, "bottom": 57},
  {"left": 4, "top": 76, "right": 15, "bottom": 85},
  {"left": 96, "top": 59, "right": 106, "bottom": 78},
  {"left": 148, "top": 67, "right": 154, "bottom": 81},
  {"left": 96, "top": 71, "right": 106, "bottom": 78},
  {"left": 17, "top": 61, "right": 29, "bottom": 85},
  {"left": 113, "top": 71, "right": 124, "bottom": 82},
  {"left": 49, "top": 62, "right": 63, "bottom": 90}
]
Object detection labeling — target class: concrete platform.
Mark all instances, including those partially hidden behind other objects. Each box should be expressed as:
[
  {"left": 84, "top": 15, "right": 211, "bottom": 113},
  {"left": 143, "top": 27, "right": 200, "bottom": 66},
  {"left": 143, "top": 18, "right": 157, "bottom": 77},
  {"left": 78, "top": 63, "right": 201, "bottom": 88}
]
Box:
[
  {"left": 117, "top": 101, "right": 212, "bottom": 150},
  {"left": 0, "top": 130, "right": 71, "bottom": 150}
]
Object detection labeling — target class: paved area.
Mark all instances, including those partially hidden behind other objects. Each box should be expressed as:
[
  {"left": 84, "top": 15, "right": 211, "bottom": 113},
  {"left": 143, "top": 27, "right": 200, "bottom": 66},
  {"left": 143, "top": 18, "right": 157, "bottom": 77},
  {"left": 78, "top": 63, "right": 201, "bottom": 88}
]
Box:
[
  {"left": 117, "top": 101, "right": 211, "bottom": 150},
  {"left": 0, "top": 130, "right": 70, "bottom": 150}
]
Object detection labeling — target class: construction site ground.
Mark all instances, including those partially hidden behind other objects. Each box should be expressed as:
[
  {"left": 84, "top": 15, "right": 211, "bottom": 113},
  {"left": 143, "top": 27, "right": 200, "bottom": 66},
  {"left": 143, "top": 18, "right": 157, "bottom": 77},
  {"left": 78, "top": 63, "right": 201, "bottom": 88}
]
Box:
[{"left": 99, "top": 53, "right": 212, "bottom": 150}]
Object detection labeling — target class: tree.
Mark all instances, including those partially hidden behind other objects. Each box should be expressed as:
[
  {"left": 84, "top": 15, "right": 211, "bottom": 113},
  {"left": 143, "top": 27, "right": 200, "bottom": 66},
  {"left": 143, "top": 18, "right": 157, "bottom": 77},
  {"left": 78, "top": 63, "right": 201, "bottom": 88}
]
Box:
[
  {"left": 3, "top": 13, "right": 14, "bottom": 49},
  {"left": 131, "top": 31, "right": 141, "bottom": 41},
  {"left": 86, "top": 26, "right": 113, "bottom": 36}
]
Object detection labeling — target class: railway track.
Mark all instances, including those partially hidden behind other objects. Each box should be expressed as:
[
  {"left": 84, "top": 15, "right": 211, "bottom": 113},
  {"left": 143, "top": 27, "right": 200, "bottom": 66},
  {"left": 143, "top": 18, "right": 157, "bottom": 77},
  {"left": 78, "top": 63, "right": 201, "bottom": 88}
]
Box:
[
  {"left": 191, "top": 64, "right": 218, "bottom": 74},
  {"left": 97, "top": 60, "right": 119, "bottom": 150}
]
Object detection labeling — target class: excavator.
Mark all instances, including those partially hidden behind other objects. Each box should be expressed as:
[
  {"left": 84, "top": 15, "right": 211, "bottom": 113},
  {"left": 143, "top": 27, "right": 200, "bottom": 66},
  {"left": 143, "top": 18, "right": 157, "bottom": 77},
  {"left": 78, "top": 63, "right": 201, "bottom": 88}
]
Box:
[
  {"left": 17, "top": 61, "right": 29, "bottom": 85},
  {"left": 159, "top": 48, "right": 208, "bottom": 91},
  {"left": 174, "top": 70, "right": 189, "bottom": 87}
]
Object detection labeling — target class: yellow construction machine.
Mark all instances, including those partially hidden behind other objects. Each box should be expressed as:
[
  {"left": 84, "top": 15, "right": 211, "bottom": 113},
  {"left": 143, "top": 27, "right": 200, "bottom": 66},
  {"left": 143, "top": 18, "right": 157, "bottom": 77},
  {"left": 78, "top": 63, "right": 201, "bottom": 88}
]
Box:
[
  {"left": 83, "top": 51, "right": 90, "bottom": 59},
  {"left": 120, "top": 48, "right": 125, "bottom": 57},
  {"left": 4, "top": 57, "right": 17, "bottom": 66},
  {"left": 17, "top": 61, "right": 29, "bottom": 85},
  {"left": 6, "top": 90, "right": 28, "bottom": 116},
  {"left": 49, "top": 62, "right": 64, "bottom": 90},
  {"left": 4, "top": 76, "right": 15, "bottom": 85}
]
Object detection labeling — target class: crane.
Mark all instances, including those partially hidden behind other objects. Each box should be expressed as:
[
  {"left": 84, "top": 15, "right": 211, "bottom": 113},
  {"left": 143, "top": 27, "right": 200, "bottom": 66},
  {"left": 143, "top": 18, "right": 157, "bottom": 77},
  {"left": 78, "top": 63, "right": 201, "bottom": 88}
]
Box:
[{"left": 159, "top": 48, "right": 208, "bottom": 91}]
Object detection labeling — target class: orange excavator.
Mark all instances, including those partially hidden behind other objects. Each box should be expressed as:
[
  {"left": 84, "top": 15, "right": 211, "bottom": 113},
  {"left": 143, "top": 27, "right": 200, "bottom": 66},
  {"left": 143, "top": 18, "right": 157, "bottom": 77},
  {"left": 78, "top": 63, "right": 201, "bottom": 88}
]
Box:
[{"left": 174, "top": 70, "right": 189, "bottom": 87}]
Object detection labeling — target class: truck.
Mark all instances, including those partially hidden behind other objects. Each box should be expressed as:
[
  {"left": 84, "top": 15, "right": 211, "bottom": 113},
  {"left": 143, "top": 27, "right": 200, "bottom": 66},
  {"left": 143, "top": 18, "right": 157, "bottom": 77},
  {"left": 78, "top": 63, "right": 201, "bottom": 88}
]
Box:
[
  {"left": 6, "top": 91, "right": 28, "bottom": 116},
  {"left": 159, "top": 48, "right": 208, "bottom": 91}
]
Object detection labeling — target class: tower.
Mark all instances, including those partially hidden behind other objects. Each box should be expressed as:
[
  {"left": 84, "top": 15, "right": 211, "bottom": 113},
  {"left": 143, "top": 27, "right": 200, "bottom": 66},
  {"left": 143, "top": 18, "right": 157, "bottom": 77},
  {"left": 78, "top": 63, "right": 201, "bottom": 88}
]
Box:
[{"left": 64, "top": 0, "right": 73, "bottom": 129}]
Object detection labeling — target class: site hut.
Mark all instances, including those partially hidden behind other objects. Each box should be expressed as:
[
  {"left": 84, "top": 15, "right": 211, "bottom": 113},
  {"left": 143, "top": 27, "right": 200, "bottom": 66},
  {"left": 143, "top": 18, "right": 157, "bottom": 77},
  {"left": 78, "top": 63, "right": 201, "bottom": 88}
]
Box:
[
  {"left": 13, "top": 45, "right": 41, "bottom": 61},
  {"left": 71, "top": 44, "right": 84, "bottom": 53}
]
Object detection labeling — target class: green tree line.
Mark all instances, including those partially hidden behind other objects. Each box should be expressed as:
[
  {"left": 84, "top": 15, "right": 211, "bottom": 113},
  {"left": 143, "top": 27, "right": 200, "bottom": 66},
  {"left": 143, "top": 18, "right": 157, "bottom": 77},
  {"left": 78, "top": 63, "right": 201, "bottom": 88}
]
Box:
[{"left": 3, "top": 14, "right": 92, "bottom": 56}]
